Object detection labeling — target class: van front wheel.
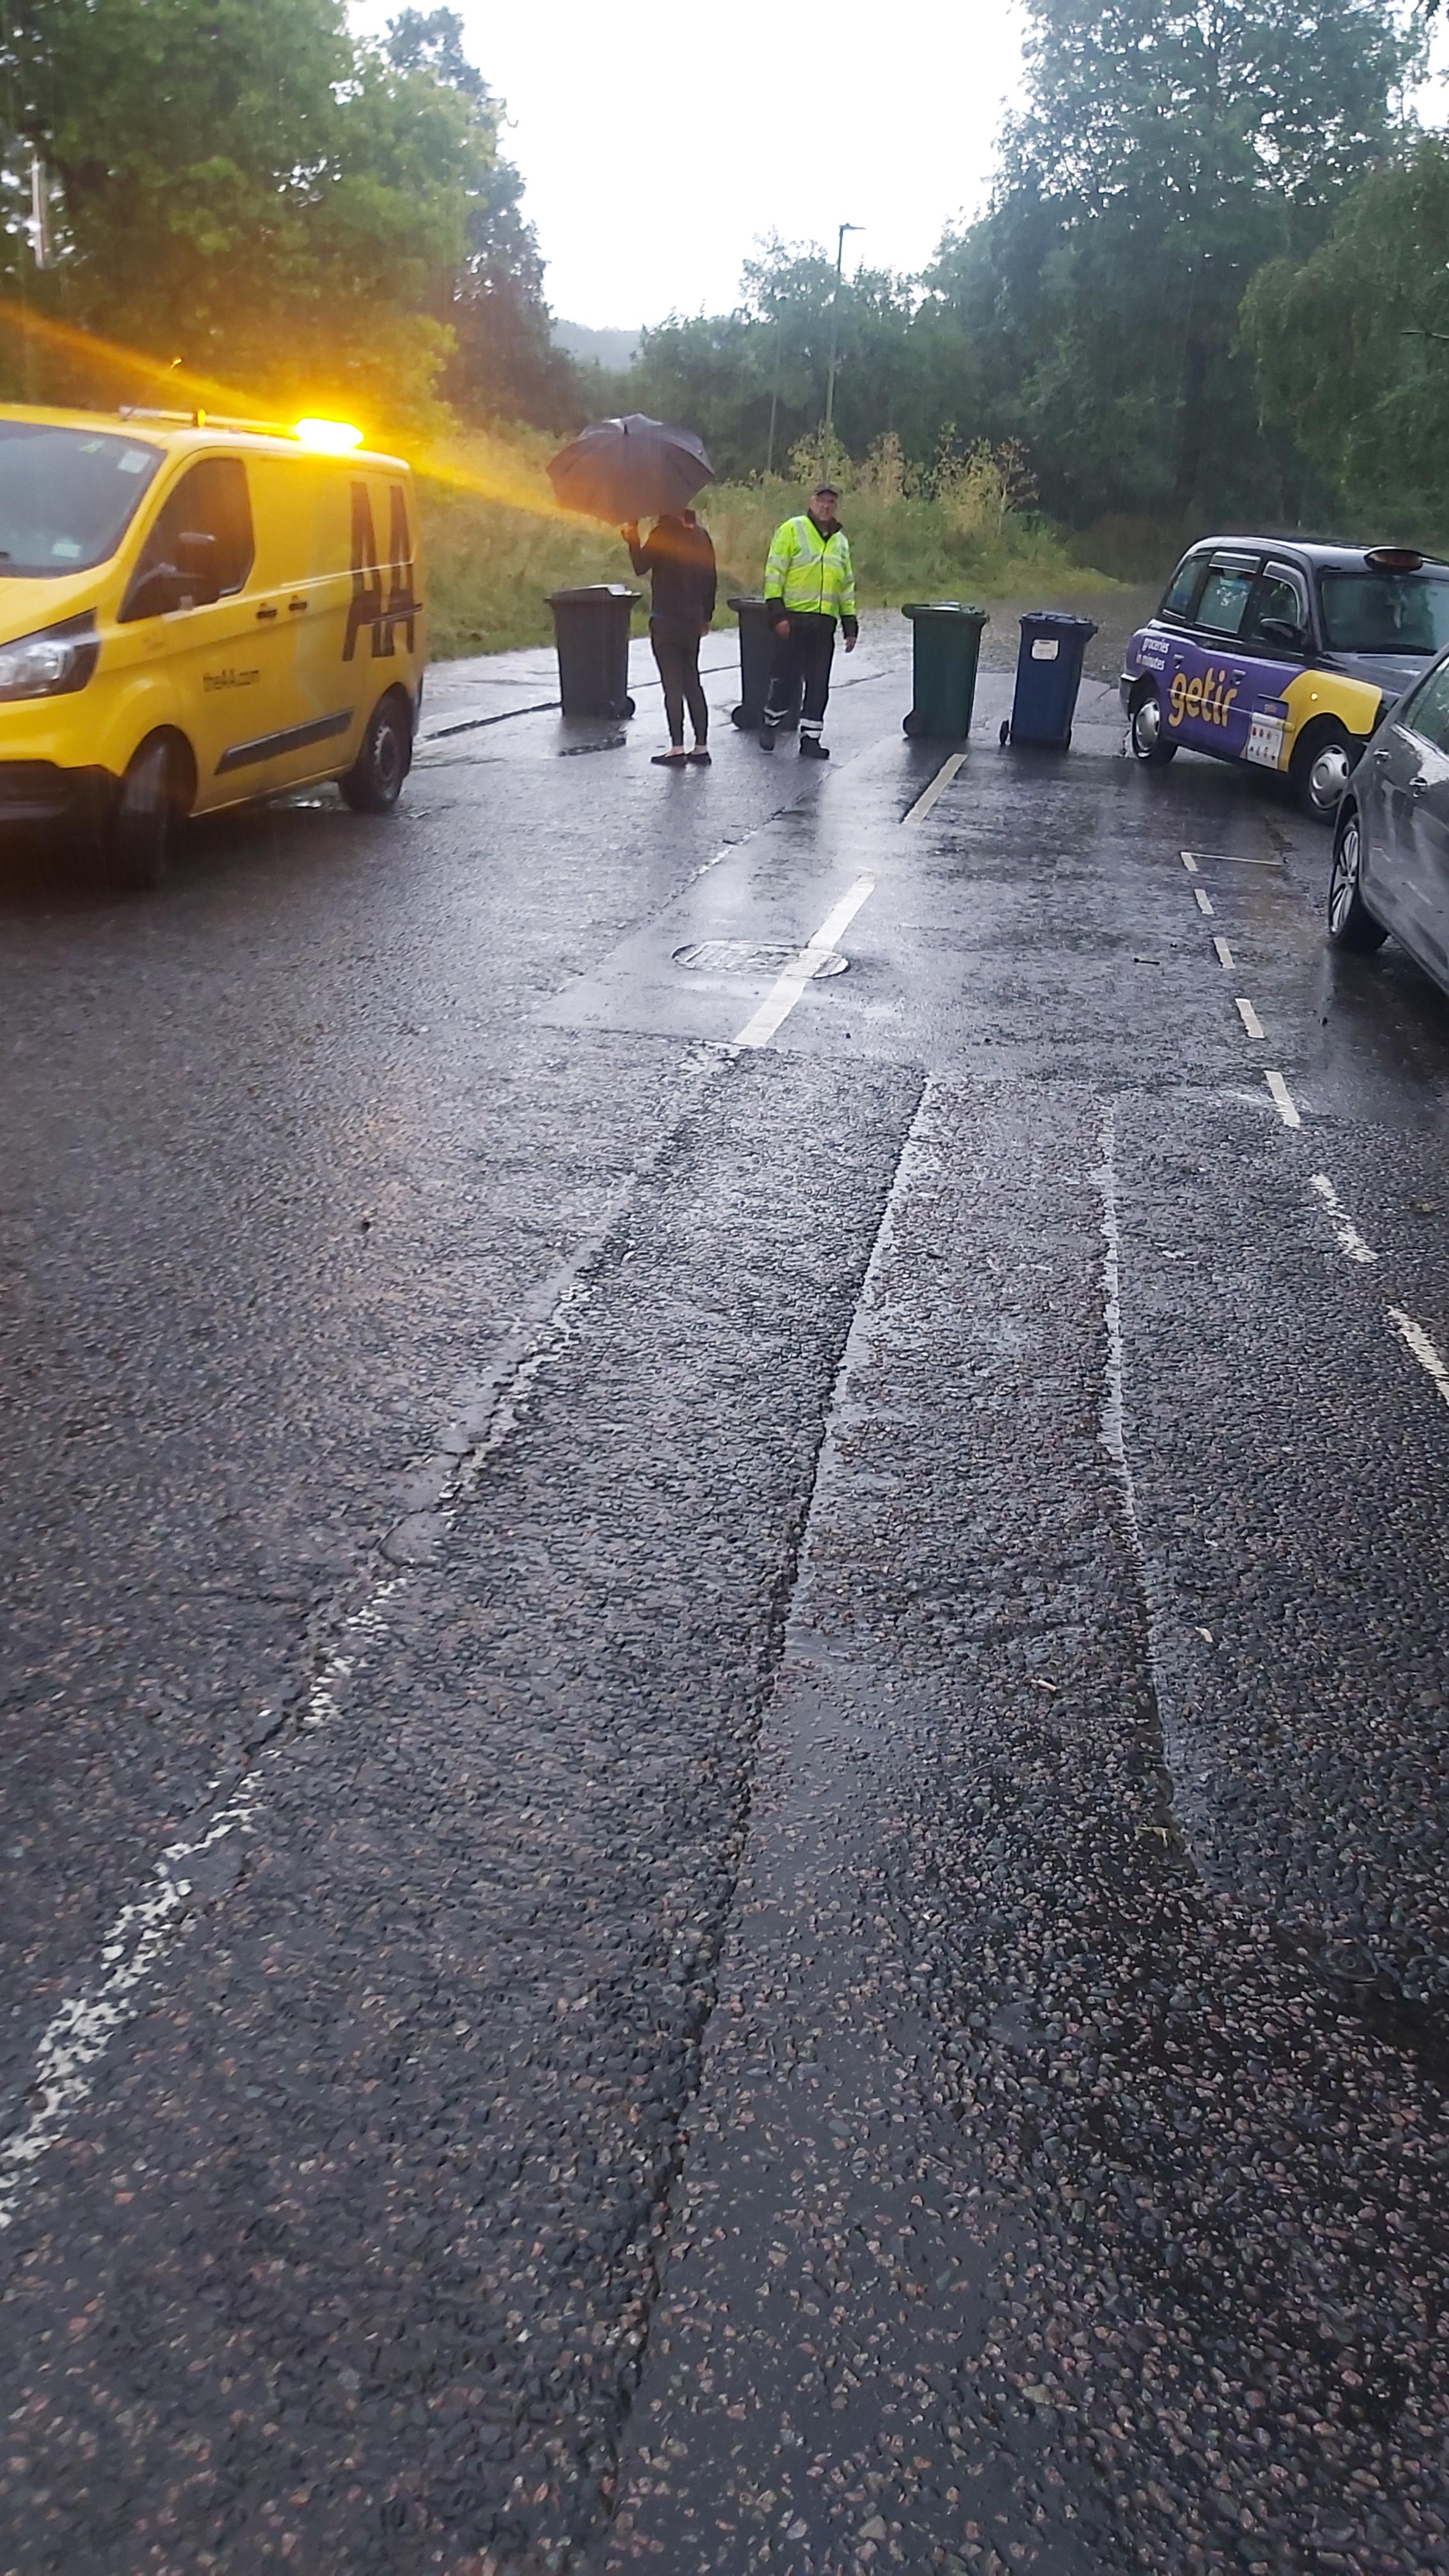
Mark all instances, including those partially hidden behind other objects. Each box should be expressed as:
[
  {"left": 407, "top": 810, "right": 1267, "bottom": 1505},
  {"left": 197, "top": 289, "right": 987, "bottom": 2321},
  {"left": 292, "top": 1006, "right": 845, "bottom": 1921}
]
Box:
[
  {"left": 341, "top": 690, "right": 412, "bottom": 814},
  {"left": 109, "top": 733, "right": 190, "bottom": 893}
]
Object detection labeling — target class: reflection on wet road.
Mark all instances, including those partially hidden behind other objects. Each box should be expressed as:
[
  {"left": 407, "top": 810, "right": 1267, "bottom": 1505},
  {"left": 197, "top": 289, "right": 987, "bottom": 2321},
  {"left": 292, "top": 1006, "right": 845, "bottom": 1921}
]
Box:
[{"left": 2, "top": 620, "right": 1448, "bottom": 2575}]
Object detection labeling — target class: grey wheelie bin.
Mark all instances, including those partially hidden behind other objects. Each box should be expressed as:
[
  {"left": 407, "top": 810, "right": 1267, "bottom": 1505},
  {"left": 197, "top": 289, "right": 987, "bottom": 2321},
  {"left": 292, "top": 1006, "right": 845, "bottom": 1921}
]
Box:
[
  {"left": 1000, "top": 611, "right": 1098, "bottom": 749},
  {"left": 901, "top": 601, "right": 988, "bottom": 740},
  {"left": 546, "top": 585, "right": 638, "bottom": 719},
  {"left": 728, "top": 595, "right": 800, "bottom": 730}
]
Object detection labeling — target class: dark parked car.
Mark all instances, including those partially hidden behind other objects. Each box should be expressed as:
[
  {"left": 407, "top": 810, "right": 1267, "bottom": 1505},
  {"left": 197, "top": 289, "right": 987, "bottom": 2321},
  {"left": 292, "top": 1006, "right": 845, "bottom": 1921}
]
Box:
[
  {"left": 1328, "top": 645, "right": 1449, "bottom": 995},
  {"left": 1121, "top": 538, "right": 1449, "bottom": 817}
]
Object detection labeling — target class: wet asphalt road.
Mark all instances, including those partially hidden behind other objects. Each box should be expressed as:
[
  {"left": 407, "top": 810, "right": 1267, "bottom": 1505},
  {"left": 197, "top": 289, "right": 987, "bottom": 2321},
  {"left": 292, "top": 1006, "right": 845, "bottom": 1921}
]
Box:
[{"left": 2, "top": 610, "right": 1448, "bottom": 2576}]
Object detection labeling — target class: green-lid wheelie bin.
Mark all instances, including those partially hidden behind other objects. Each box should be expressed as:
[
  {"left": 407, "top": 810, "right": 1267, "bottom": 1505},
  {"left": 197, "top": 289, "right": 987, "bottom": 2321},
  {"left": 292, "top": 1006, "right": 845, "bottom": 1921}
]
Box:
[
  {"left": 901, "top": 601, "right": 989, "bottom": 740},
  {"left": 728, "top": 595, "right": 801, "bottom": 731},
  {"left": 546, "top": 584, "right": 638, "bottom": 719}
]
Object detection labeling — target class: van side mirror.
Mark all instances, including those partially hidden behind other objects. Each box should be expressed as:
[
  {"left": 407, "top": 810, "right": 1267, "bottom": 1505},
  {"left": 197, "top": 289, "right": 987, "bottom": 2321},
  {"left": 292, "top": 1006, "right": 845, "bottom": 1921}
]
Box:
[
  {"left": 1259, "top": 615, "right": 1306, "bottom": 653},
  {"left": 119, "top": 530, "right": 222, "bottom": 624}
]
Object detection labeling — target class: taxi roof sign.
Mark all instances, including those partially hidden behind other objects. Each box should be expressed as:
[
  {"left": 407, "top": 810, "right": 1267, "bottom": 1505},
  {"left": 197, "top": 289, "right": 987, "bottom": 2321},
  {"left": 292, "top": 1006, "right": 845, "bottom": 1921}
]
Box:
[{"left": 1364, "top": 547, "right": 1426, "bottom": 571}]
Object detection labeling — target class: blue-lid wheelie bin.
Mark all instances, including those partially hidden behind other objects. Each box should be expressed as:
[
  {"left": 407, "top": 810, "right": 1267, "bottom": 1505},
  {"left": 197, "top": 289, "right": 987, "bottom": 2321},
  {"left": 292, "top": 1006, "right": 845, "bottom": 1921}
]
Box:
[
  {"left": 901, "top": 601, "right": 988, "bottom": 740},
  {"left": 728, "top": 595, "right": 800, "bottom": 730},
  {"left": 1000, "top": 611, "right": 1098, "bottom": 749},
  {"left": 546, "top": 584, "right": 638, "bottom": 719}
]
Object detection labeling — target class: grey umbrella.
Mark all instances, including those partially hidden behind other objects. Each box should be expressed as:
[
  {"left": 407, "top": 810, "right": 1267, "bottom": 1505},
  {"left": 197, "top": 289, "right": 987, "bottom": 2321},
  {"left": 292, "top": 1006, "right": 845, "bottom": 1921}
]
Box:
[{"left": 546, "top": 414, "right": 715, "bottom": 525}]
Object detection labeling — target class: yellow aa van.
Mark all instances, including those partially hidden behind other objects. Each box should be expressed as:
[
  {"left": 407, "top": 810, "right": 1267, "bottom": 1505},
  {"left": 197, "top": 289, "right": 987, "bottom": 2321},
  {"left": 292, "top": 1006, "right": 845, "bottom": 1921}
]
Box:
[{"left": 0, "top": 404, "right": 425, "bottom": 888}]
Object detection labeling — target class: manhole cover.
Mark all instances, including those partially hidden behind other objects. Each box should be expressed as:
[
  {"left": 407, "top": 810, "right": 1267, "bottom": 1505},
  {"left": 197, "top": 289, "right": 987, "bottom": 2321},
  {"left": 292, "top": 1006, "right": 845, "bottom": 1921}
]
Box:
[{"left": 671, "top": 940, "right": 848, "bottom": 977}]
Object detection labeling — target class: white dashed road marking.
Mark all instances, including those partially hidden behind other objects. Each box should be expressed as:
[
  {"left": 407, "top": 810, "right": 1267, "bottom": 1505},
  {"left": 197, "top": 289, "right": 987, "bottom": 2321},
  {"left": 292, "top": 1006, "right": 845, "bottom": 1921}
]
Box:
[
  {"left": 1236, "top": 997, "right": 1266, "bottom": 1039},
  {"left": 1180, "top": 852, "right": 1198, "bottom": 873},
  {"left": 1193, "top": 888, "right": 1215, "bottom": 916},
  {"left": 1310, "top": 1174, "right": 1378, "bottom": 1264},
  {"left": 1388, "top": 1307, "right": 1449, "bottom": 1408},
  {"left": 1266, "top": 1071, "right": 1301, "bottom": 1128},
  {"left": 903, "top": 751, "right": 966, "bottom": 825},
  {"left": 735, "top": 877, "right": 876, "bottom": 1050},
  {"left": 1212, "top": 937, "right": 1236, "bottom": 969}
]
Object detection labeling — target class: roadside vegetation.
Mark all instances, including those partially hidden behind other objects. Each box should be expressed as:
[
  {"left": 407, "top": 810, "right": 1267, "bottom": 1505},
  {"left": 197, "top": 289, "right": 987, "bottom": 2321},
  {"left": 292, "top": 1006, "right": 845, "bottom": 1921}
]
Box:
[{"left": 7, "top": 0, "right": 1449, "bottom": 651}]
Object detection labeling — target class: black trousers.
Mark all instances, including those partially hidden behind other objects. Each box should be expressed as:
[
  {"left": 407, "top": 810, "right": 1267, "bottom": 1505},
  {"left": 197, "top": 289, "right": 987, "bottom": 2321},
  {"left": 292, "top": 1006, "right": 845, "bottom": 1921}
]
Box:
[
  {"left": 650, "top": 619, "right": 708, "bottom": 746},
  {"left": 765, "top": 612, "right": 836, "bottom": 735}
]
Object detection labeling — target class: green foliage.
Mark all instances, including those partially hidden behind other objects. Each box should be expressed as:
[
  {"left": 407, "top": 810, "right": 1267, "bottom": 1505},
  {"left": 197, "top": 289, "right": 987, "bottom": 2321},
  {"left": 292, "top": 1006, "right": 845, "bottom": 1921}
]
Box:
[
  {"left": 1243, "top": 135, "right": 1449, "bottom": 538},
  {"left": 4, "top": 0, "right": 585, "bottom": 436}
]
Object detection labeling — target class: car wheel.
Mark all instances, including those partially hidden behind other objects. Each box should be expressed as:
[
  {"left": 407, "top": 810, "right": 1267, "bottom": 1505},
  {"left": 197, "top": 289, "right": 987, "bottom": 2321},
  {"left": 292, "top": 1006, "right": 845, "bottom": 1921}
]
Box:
[
  {"left": 341, "top": 689, "right": 412, "bottom": 813},
  {"left": 109, "top": 733, "right": 189, "bottom": 892},
  {"left": 1292, "top": 721, "right": 1356, "bottom": 822},
  {"left": 1130, "top": 686, "right": 1176, "bottom": 765},
  {"left": 1327, "top": 804, "right": 1388, "bottom": 951}
]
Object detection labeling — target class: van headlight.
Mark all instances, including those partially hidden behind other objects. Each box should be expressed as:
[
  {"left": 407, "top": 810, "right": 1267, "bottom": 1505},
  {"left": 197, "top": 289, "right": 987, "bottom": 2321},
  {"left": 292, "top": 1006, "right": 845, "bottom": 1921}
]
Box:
[{"left": 0, "top": 611, "right": 100, "bottom": 703}]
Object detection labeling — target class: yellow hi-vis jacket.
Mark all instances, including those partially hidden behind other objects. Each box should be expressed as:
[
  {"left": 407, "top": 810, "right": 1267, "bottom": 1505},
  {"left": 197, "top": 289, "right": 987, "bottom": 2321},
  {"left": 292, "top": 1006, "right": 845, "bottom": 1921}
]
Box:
[{"left": 764, "top": 513, "right": 857, "bottom": 627}]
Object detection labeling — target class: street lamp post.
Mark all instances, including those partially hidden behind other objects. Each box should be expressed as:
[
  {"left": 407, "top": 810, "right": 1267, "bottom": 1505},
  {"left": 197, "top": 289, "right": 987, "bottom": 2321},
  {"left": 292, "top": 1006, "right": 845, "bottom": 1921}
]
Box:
[{"left": 822, "top": 221, "right": 862, "bottom": 456}]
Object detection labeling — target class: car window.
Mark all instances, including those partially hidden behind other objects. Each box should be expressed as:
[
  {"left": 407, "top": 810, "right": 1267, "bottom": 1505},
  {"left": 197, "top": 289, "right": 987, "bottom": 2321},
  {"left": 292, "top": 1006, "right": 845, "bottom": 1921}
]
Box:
[
  {"left": 1243, "top": 566, "right": 1307, "bottom": 651},
  {"left": 0, "top": 422, "right": 164, "bottom": 576},
  {"left": 127, "top": 457, "right": 254, "bottom": 604},
  {"left": 1162, "top": 552, "right": 1206, "bottom": 620},
  {"left": 1319, "top": 569, "right": 1449, "bottom": 657},
  {"left": 1400, "top": 659, "right": 1449, "bottom": 753},
  {"left": 1195, "top": 556, "right": 1260, "bottom": 638}
]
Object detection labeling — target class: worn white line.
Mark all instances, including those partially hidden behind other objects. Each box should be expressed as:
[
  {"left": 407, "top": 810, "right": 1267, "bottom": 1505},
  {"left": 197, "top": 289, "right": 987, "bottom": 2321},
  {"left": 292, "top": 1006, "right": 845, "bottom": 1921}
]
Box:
[
  {"left": 1193, "top": 887, "right": 1215, "bottom": 916},
  {"left": 734, "top": 876, "right": 876, "bottom": 1049},
  {"left": 903, "top": 749, "right": 966, "bottom": 825},
  {"left": 1265, "top": 1070, "right": 1301, "bottom": 1128},
  {"left": 1212, "top": 936, "right": 1236, "bottom": 969},
  {"left": 1180, "top": 852, "right": 1198, "bottom": 873},
  {"left": 1310, "top": 1174, "right": 1377, "bottom": 1264},
  {"left": 1236, "top": 997, "right": 1266, "bottom": 1039},
  {"left": 1388, "top": 1307, "right": 1449, "bottom": 1407},
  {"left": 1181, "top": 850, "right": 1284, "bottom": 869}
]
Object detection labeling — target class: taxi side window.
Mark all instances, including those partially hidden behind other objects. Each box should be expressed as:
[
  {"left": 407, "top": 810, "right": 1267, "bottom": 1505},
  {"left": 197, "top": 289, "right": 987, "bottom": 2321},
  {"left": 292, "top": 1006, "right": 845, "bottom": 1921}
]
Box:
[
  {"left": 1401, "top": 661, "right": 1449, "bottom": 753},
  {"left": 1195, "top": 556, "right": 1260, "bottom": 638},
  {"left": 120, "top": 458, "right": 254, "bottom": 621},
  {"left": 1162, "top": 553, "right": 1206, "bottom": 620},
  {"left": 1243, "top": 567, "right": 1308, "bottom": 650}
]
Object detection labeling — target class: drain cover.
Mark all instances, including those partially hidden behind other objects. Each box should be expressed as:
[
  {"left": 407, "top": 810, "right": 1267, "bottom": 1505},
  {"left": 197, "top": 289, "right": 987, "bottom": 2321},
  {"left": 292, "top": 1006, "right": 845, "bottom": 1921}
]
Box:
[{"left": 672, "top": 939, "right": 848, "bottom": 977}]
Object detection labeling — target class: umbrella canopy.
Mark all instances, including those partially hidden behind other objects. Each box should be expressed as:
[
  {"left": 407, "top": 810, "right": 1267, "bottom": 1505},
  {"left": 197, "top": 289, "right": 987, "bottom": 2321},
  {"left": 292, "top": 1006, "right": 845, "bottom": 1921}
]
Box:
[{"left": 546, "top": 414, "right": 714, "bottom": 526}]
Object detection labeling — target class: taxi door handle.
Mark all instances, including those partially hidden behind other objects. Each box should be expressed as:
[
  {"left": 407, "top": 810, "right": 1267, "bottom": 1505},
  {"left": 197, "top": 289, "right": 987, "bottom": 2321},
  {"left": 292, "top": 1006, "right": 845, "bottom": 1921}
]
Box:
[
  {"left": 256, "top": 604, "right": 279, "bottom": 622},
  {"left": 1411, "top": 775, "right": 1429, "bottom": 799},
  {"left": 1372, "top": 747, "right": 1390, "bottom": 766},
  {"left": 288, "top": 597, "right": 309, "bottom": 614}
]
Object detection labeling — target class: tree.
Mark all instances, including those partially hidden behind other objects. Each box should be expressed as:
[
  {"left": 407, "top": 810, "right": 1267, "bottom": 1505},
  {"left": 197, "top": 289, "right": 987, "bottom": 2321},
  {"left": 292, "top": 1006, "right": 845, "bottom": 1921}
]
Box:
[{"left": 928, "top": 0, "right": 1420, "bottom": 525}]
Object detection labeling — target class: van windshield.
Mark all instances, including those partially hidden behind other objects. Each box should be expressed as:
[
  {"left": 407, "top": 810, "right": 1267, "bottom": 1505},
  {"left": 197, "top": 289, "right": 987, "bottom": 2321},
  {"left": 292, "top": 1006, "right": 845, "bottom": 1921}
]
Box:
[
  {"left": 1318, "top": 567, "right": 1449, "bottom": 657},
  {"left": 0, "top": 422, "right": 164, "bottom": 576}
]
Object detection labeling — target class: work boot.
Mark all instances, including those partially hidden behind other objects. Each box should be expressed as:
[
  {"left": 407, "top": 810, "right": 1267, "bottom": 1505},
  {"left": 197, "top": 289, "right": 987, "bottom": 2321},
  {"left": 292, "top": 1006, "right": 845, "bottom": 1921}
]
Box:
[
  {"left": 758, "top": 727, "right": 776, "bottom": 753},
  {"left": 799, "top": 735, "right": 829, "bottom": 760}
]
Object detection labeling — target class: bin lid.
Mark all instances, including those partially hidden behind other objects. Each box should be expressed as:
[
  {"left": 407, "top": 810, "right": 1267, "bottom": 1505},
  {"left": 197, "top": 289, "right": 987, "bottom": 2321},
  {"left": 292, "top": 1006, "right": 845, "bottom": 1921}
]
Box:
[
  {"left": 726, "top": 594, "right": 766, "bottom": 610},
  {"left": 1018, "top": 610, "right": 1098, "bottom": 636},
  {"left": 546, "top": 584, "right": 639, "bottom": 604},
  {"left": 901, "top": 600, "right": 988, "bottom": 623}
]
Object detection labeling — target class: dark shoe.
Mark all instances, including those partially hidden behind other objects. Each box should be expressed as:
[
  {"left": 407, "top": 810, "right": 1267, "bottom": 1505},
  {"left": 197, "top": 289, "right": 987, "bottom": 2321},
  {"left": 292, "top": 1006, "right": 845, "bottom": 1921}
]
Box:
[
  {"left": 758, "top": 729, "right": 776, "bottom": 752},
  {"left": 687, "top": 747, "right": 712, "bottom": 765},
  {"left": 799, "top": 736, "right": 829, "bottom": 760},
  {"left": 652, "top": 749, "right": 687, "bottom": 766}
]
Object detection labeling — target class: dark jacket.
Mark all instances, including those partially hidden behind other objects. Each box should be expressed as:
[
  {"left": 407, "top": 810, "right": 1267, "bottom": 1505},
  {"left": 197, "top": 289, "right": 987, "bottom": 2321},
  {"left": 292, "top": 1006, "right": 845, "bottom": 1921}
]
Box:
[{"left": 628, "top": 514, "right": 717, "bottom": 632}]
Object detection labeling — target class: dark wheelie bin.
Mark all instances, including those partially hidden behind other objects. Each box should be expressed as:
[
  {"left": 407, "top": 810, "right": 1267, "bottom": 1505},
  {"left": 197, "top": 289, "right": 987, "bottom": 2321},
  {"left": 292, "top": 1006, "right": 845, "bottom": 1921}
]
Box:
[
  {"left": 901, "top": 601, "right": 988, "bottom": 740},
  {"left": 546, "top": 584, "right": 638, "bottom": 719},
  {"left": 728, "top": 595, "right": 799, "bottom": 730},
  {"left": 1000, "top": 611, "right": 1098, "bottom": 750}
]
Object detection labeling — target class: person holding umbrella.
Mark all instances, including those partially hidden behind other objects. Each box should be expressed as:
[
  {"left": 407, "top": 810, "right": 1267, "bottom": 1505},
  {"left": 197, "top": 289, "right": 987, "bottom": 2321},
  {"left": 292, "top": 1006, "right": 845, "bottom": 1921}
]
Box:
[
  {"left": 760, "top": 484, "right": 858, "bottom": 758},
  {"left": 623, "top": 509, "right": 717, "bottom": 765}
]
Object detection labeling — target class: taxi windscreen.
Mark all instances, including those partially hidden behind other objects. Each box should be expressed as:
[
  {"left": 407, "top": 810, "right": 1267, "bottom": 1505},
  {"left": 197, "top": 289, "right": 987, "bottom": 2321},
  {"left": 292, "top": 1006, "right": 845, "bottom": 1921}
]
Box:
[
  {"left": 1317, "top": 567, "right": 1449, "bottom": 657},
  {"left": 0, "top": 422, "right": 164, "bottom": 577}
]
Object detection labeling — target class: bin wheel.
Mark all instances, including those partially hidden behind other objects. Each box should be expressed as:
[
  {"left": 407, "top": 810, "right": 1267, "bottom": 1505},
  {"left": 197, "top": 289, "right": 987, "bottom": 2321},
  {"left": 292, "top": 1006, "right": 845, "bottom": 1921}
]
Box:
[
  {"left": 903, "top": 709, "right": 921, "bottom": 737},
  {"left": 999, "top": 720, "right": 1010, "bottom": 747},
  {"left": 613, "top": 695, "right": 635, "bottom": 721},
  {"left": 731, "top": 705, "right": 751, "bottom": 728}
]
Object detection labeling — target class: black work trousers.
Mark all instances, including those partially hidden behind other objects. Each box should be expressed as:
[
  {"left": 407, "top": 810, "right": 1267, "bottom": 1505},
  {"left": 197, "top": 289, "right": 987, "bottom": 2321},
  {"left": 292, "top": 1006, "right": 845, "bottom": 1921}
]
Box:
[
  {"left": 650, "top": 618, "right": 708, "bottom": 747},
  {"left": 764, "top": 611, "right": 836, "bottom": 737}
]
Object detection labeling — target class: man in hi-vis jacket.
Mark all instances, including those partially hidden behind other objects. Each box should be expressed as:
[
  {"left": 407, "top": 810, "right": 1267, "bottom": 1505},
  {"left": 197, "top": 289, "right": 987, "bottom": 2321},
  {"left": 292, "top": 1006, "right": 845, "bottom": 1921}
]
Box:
[{"left": 760, "top": 483, "right": 858, "bottom": 758}]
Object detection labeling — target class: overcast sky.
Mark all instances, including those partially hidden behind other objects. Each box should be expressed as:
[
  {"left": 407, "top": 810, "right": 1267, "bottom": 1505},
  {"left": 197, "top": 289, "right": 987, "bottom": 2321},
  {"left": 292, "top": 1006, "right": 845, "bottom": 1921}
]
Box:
[{"left": 355, "top": 0, "right": 1030, "bottom": 327}]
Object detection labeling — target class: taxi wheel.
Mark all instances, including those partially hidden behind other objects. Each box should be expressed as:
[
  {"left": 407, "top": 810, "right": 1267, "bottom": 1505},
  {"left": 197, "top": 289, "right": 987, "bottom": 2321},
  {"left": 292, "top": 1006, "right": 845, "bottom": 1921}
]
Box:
[
  {"left": 1327, "top": 804, "right": 1388, "bottom": 951},
  {"left": 341, "top": 689, "right": 413, "bottom": 814},
  {"left": 1292, "top": 720, "right": 1354, "bottom": 822},
  {"left": 1129, "top": 686, "right": 1176, "bottom": 765},
  {"left": 109, "top": 733, "right": 190, "bottom": 893}
]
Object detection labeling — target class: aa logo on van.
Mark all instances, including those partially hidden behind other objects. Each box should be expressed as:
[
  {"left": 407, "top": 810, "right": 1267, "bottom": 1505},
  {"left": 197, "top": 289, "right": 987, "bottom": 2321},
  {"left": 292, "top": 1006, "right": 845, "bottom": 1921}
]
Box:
[
  {"left": 345, "top": 482, "right": 418, "bottom": 663},
  {"left": 1169, "top": 664, "right": 1239, "bottom": 730}
]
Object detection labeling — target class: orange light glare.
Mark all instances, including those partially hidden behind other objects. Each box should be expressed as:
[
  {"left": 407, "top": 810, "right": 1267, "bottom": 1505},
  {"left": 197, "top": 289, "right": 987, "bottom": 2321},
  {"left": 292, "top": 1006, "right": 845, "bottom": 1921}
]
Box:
[{"left": 295, "top": 417, "right": 365, "bottom": 453}]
